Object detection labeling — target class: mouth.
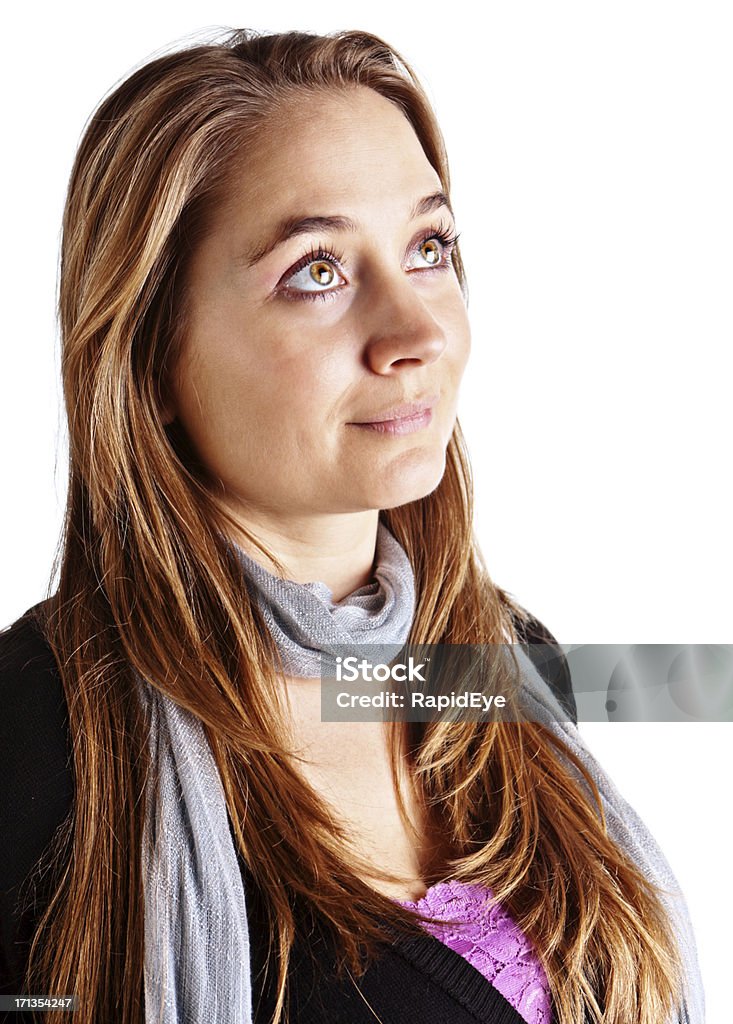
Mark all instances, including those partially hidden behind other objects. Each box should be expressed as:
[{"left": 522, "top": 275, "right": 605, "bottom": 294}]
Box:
[{"left": 349, "top": 394, "right": 438, "bottom": 436}]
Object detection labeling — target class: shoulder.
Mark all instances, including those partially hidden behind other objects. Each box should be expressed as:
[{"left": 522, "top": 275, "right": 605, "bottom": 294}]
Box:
[
  {"left": 0, "top": 602, "right": 73, "bottom": 889},
  {"left": 508, "top": 606, "right": 577, "bottom": 724},
  {"left": 0, "top": 601, "right": 63, "bottom": 695},
  {"left": 0, "top": 603, "right": 74, "bottom": 991}
]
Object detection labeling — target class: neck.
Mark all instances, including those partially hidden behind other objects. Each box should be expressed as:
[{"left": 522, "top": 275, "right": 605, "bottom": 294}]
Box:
[{"left": 226, "top": 507, "right": 381, "bottom": 603}]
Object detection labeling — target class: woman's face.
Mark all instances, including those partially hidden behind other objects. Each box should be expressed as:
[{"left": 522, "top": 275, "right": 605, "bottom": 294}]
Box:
[{"left": 165, "top": 86, "right": 471, "bottom": 525}]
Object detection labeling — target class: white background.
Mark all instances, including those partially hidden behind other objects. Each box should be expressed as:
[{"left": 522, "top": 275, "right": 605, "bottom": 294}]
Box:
[{"left": 1, "top": 2, "right": 730, "bottom": 1018}]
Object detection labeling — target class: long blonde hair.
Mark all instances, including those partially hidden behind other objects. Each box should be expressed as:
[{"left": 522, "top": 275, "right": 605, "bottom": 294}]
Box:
[{"left": 26, "top": 28, "right": 684, "bottom": 1024}]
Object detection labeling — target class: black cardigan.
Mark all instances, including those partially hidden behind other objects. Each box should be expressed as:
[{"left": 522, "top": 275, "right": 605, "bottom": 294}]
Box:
[{"left": 0, "top": 602, "right": 575, "bottom": 1023}]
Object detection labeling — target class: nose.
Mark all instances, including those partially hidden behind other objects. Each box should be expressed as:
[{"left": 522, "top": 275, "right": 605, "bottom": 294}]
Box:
[{"left": 360, "top": 272, "right": 448, "bottom": 375}]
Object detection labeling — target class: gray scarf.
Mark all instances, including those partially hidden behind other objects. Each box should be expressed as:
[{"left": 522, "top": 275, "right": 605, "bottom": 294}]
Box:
[
  {"left": 234, "top": 521, "right": 415, "bottom": 678},
  {"left": 136, "top": 524, "right": 705, "bottom": 1024}
]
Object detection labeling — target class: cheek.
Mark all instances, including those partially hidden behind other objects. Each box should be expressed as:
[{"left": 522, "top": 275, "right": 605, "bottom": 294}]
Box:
[
  {"left": 174, "top": 344, "right": 338, "bottom": 461},
  {"left": 445, "top": 298, "right": 471, "bottom": 370},
  {"left": 173, "top": 326, "right": 280, "bottom": 416}
]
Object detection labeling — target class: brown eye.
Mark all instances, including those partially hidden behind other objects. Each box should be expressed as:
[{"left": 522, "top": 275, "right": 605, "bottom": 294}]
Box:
[
  {"left": 281, "top": 252, "right": 346, "bottom": 298},
  {"left": 310, "top": 261, "right": 335, "bottom": 285},
  {"left": 419, "top": 239, "right": 442, "bottom": 266}
]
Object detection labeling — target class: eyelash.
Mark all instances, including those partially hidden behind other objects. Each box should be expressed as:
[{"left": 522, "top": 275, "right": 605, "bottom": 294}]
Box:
[{"left": 278, "top": 221, "right": 461, "bottom": 303}]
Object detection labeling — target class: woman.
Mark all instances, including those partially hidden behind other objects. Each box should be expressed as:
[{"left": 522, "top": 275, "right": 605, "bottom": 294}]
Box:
[{"left": 0, "top": 27, "right": 703, "bottom": 1024}]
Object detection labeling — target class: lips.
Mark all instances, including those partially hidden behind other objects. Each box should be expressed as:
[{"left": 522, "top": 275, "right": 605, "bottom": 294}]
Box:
[{"left": 352, "top": 394, "right": 439, "bottom": 425}]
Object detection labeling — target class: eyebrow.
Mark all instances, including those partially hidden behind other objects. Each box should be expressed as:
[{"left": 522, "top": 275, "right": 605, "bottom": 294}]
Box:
[{"left": 242, "top": 190, "right": 452, "bottom": 268}]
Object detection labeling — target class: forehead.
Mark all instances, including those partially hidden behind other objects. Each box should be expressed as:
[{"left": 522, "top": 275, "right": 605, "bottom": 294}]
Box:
[{"left": 213, "top": 86, "right": 443, "bottom": 230}]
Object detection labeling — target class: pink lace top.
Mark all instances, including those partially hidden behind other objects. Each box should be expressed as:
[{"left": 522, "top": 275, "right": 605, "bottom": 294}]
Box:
[{"left": 398, "top": 880, "right": 553, "bottom": 1024}]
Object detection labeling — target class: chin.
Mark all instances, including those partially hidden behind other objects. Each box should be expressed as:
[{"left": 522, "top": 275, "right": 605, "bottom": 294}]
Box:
[{"left": 361, "top": 447, "right": 448, "bottom": 511}]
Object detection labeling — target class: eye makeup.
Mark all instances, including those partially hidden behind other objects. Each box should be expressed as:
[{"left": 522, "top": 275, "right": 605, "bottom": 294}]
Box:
[{"left": 276, "top": 220, "right": 461, "bottom": 303}]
